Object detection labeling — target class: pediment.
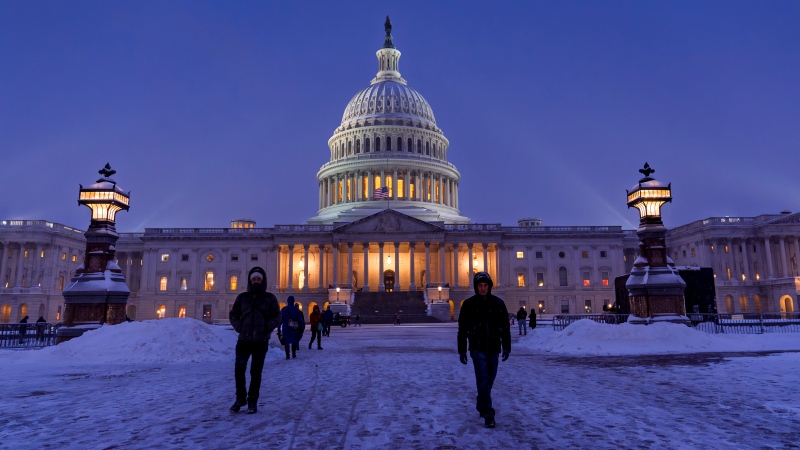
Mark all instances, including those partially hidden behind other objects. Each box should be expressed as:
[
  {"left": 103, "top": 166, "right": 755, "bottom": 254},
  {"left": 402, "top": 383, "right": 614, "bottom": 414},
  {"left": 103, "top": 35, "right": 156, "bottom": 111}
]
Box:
[{"left": 334, "top": 210, "right": 444, "bottom": 234}]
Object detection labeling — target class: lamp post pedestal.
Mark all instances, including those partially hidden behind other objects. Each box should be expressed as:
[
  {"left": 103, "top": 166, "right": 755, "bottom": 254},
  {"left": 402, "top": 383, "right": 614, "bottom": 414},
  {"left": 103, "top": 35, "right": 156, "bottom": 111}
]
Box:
[{"left": 57, "top": 165, "right": 131, "bottom": 344}]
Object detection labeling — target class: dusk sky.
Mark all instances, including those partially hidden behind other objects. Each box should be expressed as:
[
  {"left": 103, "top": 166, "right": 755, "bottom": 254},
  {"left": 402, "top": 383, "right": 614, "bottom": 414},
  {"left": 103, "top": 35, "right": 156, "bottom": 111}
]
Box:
[{"left": 1, "top": 1, "right": 798, "bottom": 232}]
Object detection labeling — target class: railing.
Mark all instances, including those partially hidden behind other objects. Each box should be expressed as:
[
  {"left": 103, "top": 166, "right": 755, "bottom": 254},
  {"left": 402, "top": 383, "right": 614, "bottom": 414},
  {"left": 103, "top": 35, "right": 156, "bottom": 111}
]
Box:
[
  {"left": 0, "top": 323, "right": 60, "bottom": 348},
  {"left": 552, "top": 313, "right": 800, "bottom": 334}
]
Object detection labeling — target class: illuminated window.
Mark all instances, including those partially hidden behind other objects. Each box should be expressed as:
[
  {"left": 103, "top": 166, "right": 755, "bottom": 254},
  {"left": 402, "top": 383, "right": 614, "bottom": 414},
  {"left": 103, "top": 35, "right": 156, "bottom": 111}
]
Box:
[
  {"left": 584, "top": 300, "right": 592, "bottom": 314},
  {"left": 517, "top": 273, "right": 525, "bottom": 287},
  {"left": 56, "top": 306, "right": 61, "bottom": 321},
  {"left": 397, "top": 178, "right": 405, "bottom": 198},
  {"left": 62, "top": 253, "right": 67, "bottom": 260},
  {"left": 726, "top": 267, "right": 731, "bottom": 280},
  {"left": 535, "top": 251, "right": 543, "bottom": 259},
  {"left": 559, "top": 267, "right": 568, "bottom": 286},
  {"left": 159, "top": 277, "right": 167, "bottom": 291},
  {"left": 230, "top": 275, "right": 238, "bottom": 291},
  {"left": 711, "top": 245, "right": 715, "bottom": 252},
  {"left": 202, "top": 305, "right": 212, "bottom": 318},
  {"left": 58, "top": 276, "right": 64, "bottom": 290},
  {"left": 206, "top": 254, "right": 214, "bottom": 262},
  {"left": 725, "top": 245, "right": 729, "bottom": 253},
  {"left": 178, "top": 305, "right": 186, "bottom": 318},
  {"left": 181, "top": 254, "right": 189, "bottom": 262},
  {"left": 516, "top": 251, "right": 524, "bottom": 259},
  {"left": 691, "top": 248, "right": 696, "bottom": 256},
  {"left": 601, "top": 271, "right": 609, "bottom": 287},
  {"left": 71, "top": 255, "right": 77, "bottom": 262},
  {"left": 23, "top": 250, "right": 28, "bottom": 258},
  {"left": 582, "top": 271, "right": 590, "bottom": 286},
  {"left": 40, "top": 250, "right": 44, "bottom": 258},
  {"left": 161, "top": 254, "right": 169, "bottom": 262},
  {"left": 204, "top": 271, "right": 214, "bottom": 290},
  {"left": 180, "top": 276, "right": 188, "bottom": 291},
  {"left": 537, "top": 272, "right": 544, "bottom": 287},
  {"left": 156, "top": 304, "right": 166, "bottom": 319},
  {"left": 581, "top": 251, "right": 589, "bottom": 259}
]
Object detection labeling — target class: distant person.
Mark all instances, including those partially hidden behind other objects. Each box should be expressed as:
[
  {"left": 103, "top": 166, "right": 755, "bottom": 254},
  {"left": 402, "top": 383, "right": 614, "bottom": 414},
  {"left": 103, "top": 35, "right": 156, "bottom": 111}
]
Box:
[
  {"left": 457, "top": 272, "right": 511, "bottom": 429},
  {"left": 229, "top": 267, "right": 280, "bottom": 414},
  {"left": 529, "top": 308, "right": 537, "bottom": 330},
  {"left": 280, "top": 296, "right": 305, "bottom": 360},
  {"left": 309, "top": 305, "right": 323, "bottom": 350},
  {"left": 322, "top": 305, "right": 334, "bottom": 337},
  {"left": 35, "top": 316, "right": 46, "bottom": 342},
  {"left": 395, "top": 312, "right": 401, "bottom": 326},
  {"left": 354, "top": 314, "right": 361, "bottom": 326},
  {"left": 19, "top": 315, "right": 29, "bottom": 344},
  {"left": 516, "top": 307, "right": 527, "bottom": 336}
]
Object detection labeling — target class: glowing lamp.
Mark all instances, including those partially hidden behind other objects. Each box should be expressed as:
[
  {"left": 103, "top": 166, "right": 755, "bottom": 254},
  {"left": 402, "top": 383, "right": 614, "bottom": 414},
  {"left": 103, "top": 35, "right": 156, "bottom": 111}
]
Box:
[
  {"left": 79, "top": 163, "right": 130, "bottom": 223},
  {"left": 626, "top": 162, "right": 671, "bottom": 227}
]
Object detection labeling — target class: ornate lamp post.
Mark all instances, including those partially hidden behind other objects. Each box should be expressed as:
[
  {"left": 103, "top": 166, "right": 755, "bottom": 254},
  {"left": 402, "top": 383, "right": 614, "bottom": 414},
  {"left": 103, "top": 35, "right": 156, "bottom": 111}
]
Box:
[
  {"left": 57, "top": 164, "right": 131, "bottom": 343},
  {"left": 437, "top": 285, "right": 442, "bottom": 302},
  {"left": 625, "top": 163, "right": 688, "bottom": 325}
]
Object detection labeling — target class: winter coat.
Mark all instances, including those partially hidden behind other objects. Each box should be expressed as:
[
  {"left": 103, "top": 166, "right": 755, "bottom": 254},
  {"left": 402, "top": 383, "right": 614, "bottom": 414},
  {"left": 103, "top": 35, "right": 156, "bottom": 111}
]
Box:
[
  {"left": 19, "top": 316, "right": 29, "bottom": 335},
  {"left": 457, "top": 285, "right": 511, "bottom": 355},
  {"left": 229, "top": 267, "right": 280, "bottom": 342},
  {"left": 280, "top": 304, "right": 305, "bottom": 345},
  {"left": 310, "top": 309, "right": 322, "bottom": 331},
  {"left": 322, "top": 309, "right": 334, "bottom": 325},
  {"left": 516, "top": 308, "right": 527, "bottom": 321},
  {"left": 529, "top": 310, "right": 537, "bottom": 329}
]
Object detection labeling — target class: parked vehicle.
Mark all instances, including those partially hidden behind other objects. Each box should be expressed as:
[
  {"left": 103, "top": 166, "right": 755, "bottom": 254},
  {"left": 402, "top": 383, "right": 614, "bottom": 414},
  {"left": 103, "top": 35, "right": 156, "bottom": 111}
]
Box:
[{"left": 332, "top": 313, "right": 350, "bottom": 327}]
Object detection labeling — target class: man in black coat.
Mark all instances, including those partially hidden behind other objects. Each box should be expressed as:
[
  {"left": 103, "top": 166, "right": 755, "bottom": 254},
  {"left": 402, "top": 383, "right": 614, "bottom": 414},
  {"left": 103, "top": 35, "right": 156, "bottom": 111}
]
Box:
[
  {"left": 457, "top": 272, "right": 511, "bottom": 428},
  {"left": 516, "top": 306, "right": 527, "bottom": 335},
  {"left": 229, "top": 267, "right": 280, "bottom": 414}
]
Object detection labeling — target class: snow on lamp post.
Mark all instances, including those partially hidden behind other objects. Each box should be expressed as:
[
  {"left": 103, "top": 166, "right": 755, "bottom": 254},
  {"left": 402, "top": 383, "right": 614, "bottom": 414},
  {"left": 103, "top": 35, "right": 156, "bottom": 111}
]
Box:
[
  {"left": 58, "top": 164, "right": 131, "bottom": 343},
  {"left": 624, "top": 163, "right": 688, "bottom": 325}
]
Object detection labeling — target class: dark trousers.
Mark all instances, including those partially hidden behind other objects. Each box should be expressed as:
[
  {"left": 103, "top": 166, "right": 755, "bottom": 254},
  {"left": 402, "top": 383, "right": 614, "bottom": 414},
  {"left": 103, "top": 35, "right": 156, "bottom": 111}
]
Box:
[
  {"left": 309, "top": 328, "right": 322, "bottom": 348},
  {"left": 470, "top": 351, "right": 499, "bottom": 418},
  {"left": 284, "top": 343, "right": 298, "bottom": 357},
  {"left": 234, "top": 340, "right": 268, "bottom": 406},
  {"left": 518, "top": 320, "right": 527, "bottom": 334}
]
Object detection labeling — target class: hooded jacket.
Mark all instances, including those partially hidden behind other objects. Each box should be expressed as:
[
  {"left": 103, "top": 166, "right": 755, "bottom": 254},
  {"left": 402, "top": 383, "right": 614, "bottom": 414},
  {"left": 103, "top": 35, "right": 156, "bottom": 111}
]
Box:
[
  {"left": 457, "top": 277, "right": 511, "bottom": 355},
  {"left": 229, "top": 267, "right": 281, "bottom": 342},
  {"left": 280, "top": 297, "right": 305, "bottom": 345}
]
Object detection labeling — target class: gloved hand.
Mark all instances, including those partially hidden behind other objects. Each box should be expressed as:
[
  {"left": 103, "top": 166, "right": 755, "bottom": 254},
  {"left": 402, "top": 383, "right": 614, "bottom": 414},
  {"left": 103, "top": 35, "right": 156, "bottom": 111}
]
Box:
[
  {"left": 459, "top": 353, "right": 468, "bottom": 365},
  {"left": 501, "top": 351, "right": 510, "bottom": 362}
]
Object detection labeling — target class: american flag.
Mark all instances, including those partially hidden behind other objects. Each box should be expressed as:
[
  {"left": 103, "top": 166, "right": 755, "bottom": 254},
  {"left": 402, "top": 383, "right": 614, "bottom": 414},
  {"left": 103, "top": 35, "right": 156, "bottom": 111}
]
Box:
[{"left": 374, "top": 186, "right": 389, "bottom": 200}]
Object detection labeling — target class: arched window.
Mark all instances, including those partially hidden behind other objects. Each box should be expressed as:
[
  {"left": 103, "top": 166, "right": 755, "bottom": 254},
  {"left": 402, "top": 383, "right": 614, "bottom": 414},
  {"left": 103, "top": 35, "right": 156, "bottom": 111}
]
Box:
[
  {"left": 425, "top": 141, "right": 430, "bottom": 155},
  {"left": 739, "top": 295, "right": 748, "bottom": 313},
  {"left": 417, "top": 139, "right": 422, "bottom": 153},
  {"left": 375, "top": 137, "right": 380, "bottom": 152},
  {"left": 365, "top": 138, "right": 370, "bottom": 153},
  {"left": 385, "top": 136, "right": 390, "bottom": 151},
  {"left": 204, "top": 270, "right": 215, "bottom": 291},
  {"left": 408, "top": 138, "right": 413, "bottom": 153},
  {"left": 347, "top": 141, "right": 352, "bottom": 155},
  {"left": 558, "top": 267, "right": 568, "bottom": 286},
  {"left": 397, "top": 137, "right": 402, "bottom": 152},
  {"left": 356, "top": 139, "right": 361, "bottom": 154}
]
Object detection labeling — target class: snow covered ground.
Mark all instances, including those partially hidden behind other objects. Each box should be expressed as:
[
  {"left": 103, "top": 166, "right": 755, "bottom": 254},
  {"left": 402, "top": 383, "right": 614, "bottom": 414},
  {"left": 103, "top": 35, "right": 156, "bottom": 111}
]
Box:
[{"left": 1, "top": 318, "right": 799, "bottom": 449}]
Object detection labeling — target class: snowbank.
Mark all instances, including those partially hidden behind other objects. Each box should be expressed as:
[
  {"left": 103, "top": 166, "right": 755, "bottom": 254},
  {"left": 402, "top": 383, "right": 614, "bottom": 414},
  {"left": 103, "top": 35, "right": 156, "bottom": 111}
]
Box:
[
  {"left": 517, "top": 319, "right": 800, "bottom": 355},
  {"left": 25, "top": 318, "right": 238, "bottom": 364}
]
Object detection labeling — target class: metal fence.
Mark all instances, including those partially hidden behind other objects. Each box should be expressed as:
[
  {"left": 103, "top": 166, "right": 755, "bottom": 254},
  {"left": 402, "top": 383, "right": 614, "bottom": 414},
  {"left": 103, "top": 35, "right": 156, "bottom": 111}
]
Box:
[
  {"left": 0, "top": 323, "right": 60, "bottom": 348},
  {"left": 553, "top": 313, "right": 800, "bottom": 334}
]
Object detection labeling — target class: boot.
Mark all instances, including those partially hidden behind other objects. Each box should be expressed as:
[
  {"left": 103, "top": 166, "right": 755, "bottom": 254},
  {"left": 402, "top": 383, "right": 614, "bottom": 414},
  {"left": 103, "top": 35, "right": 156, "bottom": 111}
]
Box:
[
  {"left": 230, "top": 399, "right": 247, "bottom": 413},
  {"left": 484, "top": 416, "right": 496, "bottom": 428}
]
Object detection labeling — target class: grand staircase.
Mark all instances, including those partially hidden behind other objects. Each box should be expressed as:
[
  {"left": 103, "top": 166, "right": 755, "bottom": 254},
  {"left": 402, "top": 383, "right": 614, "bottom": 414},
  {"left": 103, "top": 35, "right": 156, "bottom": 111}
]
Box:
[{"left": 351, "top": 291, "right": 442, "bottom": 324}]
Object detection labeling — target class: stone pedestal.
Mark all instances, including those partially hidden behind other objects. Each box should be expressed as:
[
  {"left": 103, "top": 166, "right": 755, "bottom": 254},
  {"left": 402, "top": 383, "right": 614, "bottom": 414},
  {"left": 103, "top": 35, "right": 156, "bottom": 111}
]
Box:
[{"left": 56, "top": 269, "right": 130, "bottom": 343}]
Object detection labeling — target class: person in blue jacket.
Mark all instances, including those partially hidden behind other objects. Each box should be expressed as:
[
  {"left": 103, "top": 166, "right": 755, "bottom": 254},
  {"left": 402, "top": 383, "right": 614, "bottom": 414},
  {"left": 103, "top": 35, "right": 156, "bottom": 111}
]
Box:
[{"left": 281, "top": 296, "right": 305, "bottom": 359}]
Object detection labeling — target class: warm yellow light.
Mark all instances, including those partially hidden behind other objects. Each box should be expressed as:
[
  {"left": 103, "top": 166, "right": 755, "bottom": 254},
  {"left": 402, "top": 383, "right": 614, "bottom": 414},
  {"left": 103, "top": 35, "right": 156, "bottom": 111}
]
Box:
[
  {"left": 387, "top": 255, "right": 392, "bottom": 265},
  {"left": 438, "top": 286, "right": 442, "bottom": 292},
  {"left": 298, "top": 257, "right": 304, "bottom": 269},
  {"left": 336, "top": 287, "right": 340, "bottom": 293}
]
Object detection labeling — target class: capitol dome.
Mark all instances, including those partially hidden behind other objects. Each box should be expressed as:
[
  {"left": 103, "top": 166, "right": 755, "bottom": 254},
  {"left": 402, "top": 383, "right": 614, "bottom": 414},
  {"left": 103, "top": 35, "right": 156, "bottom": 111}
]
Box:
[
  {"left": 308, "top": 18, "right": 469, "bottom": 225},
  {"left": 341, "top": 81, "right": 437, "bottom": 128}
]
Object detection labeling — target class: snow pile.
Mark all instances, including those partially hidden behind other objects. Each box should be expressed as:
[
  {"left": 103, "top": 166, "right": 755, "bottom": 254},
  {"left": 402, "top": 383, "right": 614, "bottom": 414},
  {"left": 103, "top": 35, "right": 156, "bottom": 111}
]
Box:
[
  {"left": 33, "top": 318, "right": 238, "bottom": 364},
  {"left": 518, "top": 319, "right": 800, "bottom": 355}
]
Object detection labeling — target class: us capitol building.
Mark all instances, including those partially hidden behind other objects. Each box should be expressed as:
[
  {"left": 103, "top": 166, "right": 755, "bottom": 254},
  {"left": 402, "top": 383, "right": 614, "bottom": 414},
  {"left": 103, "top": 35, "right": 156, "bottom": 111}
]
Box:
[{"left": 2, "top": 21, "right": 799, "bottom": 324}]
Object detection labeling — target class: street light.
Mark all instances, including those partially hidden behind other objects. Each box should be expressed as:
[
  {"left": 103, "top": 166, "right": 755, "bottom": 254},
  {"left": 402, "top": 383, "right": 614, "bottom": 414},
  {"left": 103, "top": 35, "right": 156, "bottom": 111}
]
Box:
[
  {"left": 336, "top": 286, "right": 340, "bottom": 303},
  {"left": 437, "top": 285, "right": 442, "bottom": 302}
]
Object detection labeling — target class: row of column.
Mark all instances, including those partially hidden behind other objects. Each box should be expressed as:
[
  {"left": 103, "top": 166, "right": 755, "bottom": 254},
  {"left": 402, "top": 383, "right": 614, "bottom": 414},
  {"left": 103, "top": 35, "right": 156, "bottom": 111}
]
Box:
[
  {"left": 319, "top": 169, "right": 458, "bottom": 209},
  {"left": 279, "top": 242, "right": 494, "bottom": 293},
  {"left": 0, "top": 242, "right": 62, "bottom": 289},
  {"left": 705, "top": 237, "right": 800, "bottom": 281}
]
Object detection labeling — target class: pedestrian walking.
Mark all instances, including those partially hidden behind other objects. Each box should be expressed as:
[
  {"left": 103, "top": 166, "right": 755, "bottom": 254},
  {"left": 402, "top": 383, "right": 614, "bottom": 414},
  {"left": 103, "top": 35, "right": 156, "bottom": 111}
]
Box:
[
  {"left": 354, "top": 314, "right": 361, "bottom": 326},
  {"left": 19, "top": 315, "right": 29, "bottom": 344},
  {"left": 395, "top": 312, "right": 401, "bottom": 326},
  {"left": 309, "top": 305, "right": 323, "bottom": 350},
  {"left": 35, "top": 316, "right": 46, "bottom": 342},
  {"left": 322, "top": 306, "right": 333, "bottom": 337},
  {"left": 228, "top": 267, "right": 280, "bottom": 414},
  {"left": 457, "top": 272, "right": 511, "bottom": 429},
  {"left": 280, "top": 296, "right": 305, "bottom": 360},
  {"left": 529, "top": 308, "right": 537, "bottom": 330},
  {"left": 516, "top": 307, "right": 527, "bottom": 335}
]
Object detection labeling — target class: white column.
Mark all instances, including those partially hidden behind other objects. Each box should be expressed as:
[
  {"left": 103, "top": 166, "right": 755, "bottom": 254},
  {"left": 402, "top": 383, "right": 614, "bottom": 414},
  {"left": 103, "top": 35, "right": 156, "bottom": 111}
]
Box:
[
  {"left": 378, "top": 243, "right": 385, "bottom": 291},
  {"left": 362, "top": 243, "right": 370, "bottom": 292},
  {"left": 467, "top": 243, "right": 474, "bottom": 289},
  {"left": 332, "top": 244, "right": 339, "bottom": 285},
  {"left": 14, "top": 243, "right": 25, "bottom": 287},
  {"left": 367, "top": 170, "right": 374, "bottom": 201},
  {"left": 481, "top": 243, "right": 487, "bottom": 276},
  {"left": 33, "top": 243, "right": 43, "bottom": 287},
  {"left": 318, "top": 244, "right": 325, "bottom": 292},
  {"left": 779, "top": 237, "right": 788, "bottom": 278},
  {"left": 393, "top": 169, "right": 398, "bottom": 200},
  {"left": 347, "top": 243, "right": 354, "bottom": 287},
  {"left": 439, "top": 243, "right": 445, "bottom": 283},
  {"left": 302, "top": 244, "right": 310, "bottom": 293},
  {"left": 409, "top": 242, "right": 416, "bottom": 290},
  {"left": 394, "top": 242, "right": 400, "bottom": 289},
  {"left": 287, "top": 244, "right": 295, "bottom": 292},
  {"left": 764, "top": 238, "right": 775, "bottom": 279},
  {"left": 424, "top": 242, "right": 431, "bottom": 287},
  {"left": 404, "top": 171, "right": 410, "bottom": 199},
  {"left": 453, "top": 243, "right": 460, "bottom": 289}
]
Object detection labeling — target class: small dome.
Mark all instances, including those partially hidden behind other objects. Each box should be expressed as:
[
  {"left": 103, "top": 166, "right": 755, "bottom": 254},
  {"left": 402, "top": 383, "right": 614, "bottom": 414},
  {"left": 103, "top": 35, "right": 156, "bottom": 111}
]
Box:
[{"left": 341, "top": 81, "right": 436, "bottom": 127}]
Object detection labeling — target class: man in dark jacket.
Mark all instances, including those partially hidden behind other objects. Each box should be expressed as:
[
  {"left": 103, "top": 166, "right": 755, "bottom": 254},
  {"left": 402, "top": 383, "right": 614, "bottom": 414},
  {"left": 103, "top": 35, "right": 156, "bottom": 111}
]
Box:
[
  {"left": 322, "top": 305, "right": 333, "bottom": 337},
  {"left": 280, "top": 296, "right": 305, "bottom": 359},
  {"left": 457, "top": 272, "right": 510, "bottom": 428},
  {"left": 229, "top": 267, "right": 280, "bottom": 414},
  {"left": 516, "top": 306, "right": 527, "bottom": 336}
]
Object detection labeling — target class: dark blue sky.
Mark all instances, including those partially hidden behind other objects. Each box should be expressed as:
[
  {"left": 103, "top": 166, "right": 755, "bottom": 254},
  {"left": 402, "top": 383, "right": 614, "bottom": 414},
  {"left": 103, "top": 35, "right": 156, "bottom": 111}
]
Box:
[{"left": 1, "top": 1, "right": 798, "bottom": 232}]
